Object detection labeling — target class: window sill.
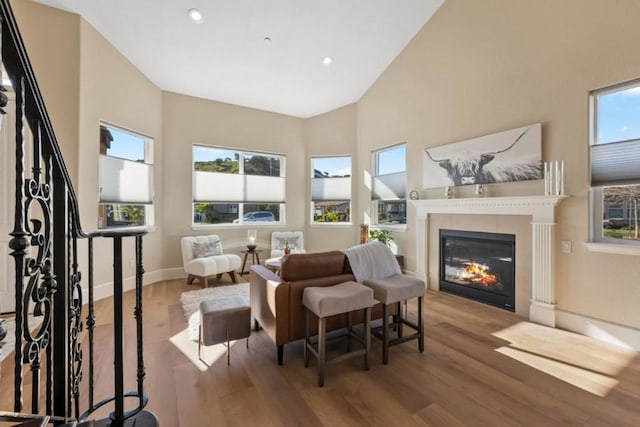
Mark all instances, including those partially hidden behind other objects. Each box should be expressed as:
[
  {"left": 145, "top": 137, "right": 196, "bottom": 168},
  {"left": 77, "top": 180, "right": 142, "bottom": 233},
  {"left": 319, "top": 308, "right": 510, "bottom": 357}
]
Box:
[
  {"left": 584, "top": 242, "right": 640, "bottom": 256},
  {"left": 192, "top": 223, "right": 283, "bottom": 230},
  {"left": 372, "top": 224, "right": 407, "bottom": 233},
  {"left": 310, "top": 222, "right": 353, "bottom": 228}
]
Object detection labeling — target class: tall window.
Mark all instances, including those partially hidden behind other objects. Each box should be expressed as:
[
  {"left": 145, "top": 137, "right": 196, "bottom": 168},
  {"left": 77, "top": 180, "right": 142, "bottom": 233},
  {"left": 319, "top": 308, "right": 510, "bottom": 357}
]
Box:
[
  {"left": 311, "top": 156, "right": 351, "bottom": 224},
  {"left": 192, "top": 145, "right": 285, "bottom": 225},
  {"left": 372, "top": 144, "right": 406, "bottom": 225},
  {"left": 98, "top": 124, "right": 154, "bottom": 229},
  {"left": 590, "top": 80, "right": 640, "bottom": 244}
]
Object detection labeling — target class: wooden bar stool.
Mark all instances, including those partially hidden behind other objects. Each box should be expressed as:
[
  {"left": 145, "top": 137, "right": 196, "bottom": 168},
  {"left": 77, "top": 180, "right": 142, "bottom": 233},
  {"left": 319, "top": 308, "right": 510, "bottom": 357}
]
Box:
[
  {"left": 303, "top": 281, "right": 374, "bottom": 387},
  {"left": 363, "top": 274, "right": 425, "bottom": 364}
]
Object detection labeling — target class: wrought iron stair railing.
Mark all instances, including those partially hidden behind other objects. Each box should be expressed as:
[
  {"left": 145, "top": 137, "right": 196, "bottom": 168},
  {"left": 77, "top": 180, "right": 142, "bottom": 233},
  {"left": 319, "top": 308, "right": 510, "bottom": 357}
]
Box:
[{"left": 0, "top": 0, "right": 157, "bottom": 425}]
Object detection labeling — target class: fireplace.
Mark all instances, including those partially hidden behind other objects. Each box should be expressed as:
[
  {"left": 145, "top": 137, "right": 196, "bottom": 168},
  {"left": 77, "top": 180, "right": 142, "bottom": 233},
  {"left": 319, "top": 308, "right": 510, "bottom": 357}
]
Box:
[{"left": 439, "top": 229, "right": 515, "bottom": 311}]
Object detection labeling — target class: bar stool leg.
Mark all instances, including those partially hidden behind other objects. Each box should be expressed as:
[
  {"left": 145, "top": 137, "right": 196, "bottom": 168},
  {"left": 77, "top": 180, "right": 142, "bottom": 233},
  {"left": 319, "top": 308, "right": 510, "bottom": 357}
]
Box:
[
  {"left": 418, "top": 296, "right": 424, "bottom": 353},
  {"left": 304, "top": 308, "right": 310, "bottom": 368},
  {"left": 382, "top": 304, "right": 389, "bottom": 365},
  {"left": 347, "top": 311, "right": 352, "bottom": 352},
  {"left": 397, "top": 301, "right": 403, "bottom": 338},
  {"left": 364, "top": 307, "right": 371, "bottom": 370},
  {"left": 318, "top": 317, "right": 326, "bottom": 387}
]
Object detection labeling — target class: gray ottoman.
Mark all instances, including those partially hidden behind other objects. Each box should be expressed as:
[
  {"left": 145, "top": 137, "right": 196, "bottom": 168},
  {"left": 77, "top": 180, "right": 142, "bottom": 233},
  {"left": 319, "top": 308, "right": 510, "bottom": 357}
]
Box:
[{"left": 199, "top": 296, "right": 250, "bottom": 365}]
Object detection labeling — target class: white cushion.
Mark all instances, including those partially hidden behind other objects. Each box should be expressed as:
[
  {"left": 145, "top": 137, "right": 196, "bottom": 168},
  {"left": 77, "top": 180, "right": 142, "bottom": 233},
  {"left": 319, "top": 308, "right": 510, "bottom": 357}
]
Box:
[
  {"left": 185, "top": 254, "right": 241, "bottom": 277},
  {"left": 270, "top": 231, "right": 305, "bottom": 258}
]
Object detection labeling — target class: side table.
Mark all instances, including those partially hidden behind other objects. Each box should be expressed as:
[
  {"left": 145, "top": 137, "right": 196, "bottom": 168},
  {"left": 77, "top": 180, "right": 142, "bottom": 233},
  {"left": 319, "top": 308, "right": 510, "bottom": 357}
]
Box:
[{"left": 240, "top": 249, "right": 263, "bottom": 275}]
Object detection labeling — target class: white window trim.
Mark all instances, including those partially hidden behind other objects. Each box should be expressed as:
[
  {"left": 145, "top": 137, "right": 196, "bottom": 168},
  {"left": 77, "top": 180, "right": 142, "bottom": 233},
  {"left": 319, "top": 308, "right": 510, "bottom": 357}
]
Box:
[
  {"left": 588, "top": 82, "right": 640, "bottom": 249},
  {"left": 371, "top": 143, "right": 407, "bottom": 226},
  {"left": 98, "top": 123, "right": 154, "bottom": 230},
  {"left": 191, "top": 144, "right": 286, "bottom": 226},
  {"left": 310, "top": 155, "right": 352, "bottom": 225}
]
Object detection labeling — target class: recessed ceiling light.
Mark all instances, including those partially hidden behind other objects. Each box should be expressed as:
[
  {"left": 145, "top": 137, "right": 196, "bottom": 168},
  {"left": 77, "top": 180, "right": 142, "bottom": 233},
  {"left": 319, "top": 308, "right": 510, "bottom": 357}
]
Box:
[
  {"left": 188, "top": 8, "right": 203, "bottom": 23},
  {"left": 323, "top": 56, "right": 333, "bottom": 65}
]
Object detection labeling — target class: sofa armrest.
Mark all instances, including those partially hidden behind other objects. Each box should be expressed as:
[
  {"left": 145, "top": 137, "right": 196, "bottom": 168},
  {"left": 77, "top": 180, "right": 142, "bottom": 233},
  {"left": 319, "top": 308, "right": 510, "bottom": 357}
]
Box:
[{"left": 249, "top": 265, "right": 290, "bottom": 346}]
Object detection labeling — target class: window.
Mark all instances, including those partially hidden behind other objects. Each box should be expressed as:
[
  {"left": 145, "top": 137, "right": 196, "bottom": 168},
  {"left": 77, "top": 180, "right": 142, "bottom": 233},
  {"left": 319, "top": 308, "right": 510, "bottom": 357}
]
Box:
[
  {"left": 311, "top": 156, "right": 351, "bottom": 224},
  {"left": 590, "top": 80, "right": 640, "bottom": 244},
  {"left": 371, "top": 144, "right": 407, "bottom": 225},
  {"left": 192, "top": 145, "right": 285, "bottom": 225},
  {"left": 98, "top": 124, "right": 154, "bottom": 229}
]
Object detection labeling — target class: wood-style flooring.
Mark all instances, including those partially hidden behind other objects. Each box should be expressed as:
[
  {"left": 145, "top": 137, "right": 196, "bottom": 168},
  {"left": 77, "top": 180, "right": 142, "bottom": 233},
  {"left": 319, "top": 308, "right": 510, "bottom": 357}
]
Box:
[{"left": 1, "top": 277, "right": 640, "bottom": 426}]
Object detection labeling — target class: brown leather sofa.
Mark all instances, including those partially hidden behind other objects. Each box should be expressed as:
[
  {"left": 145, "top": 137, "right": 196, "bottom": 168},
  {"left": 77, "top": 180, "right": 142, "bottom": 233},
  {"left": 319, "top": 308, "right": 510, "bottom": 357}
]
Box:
[{"left": 249, "top": 250, "right": 389, "bottom": 365}]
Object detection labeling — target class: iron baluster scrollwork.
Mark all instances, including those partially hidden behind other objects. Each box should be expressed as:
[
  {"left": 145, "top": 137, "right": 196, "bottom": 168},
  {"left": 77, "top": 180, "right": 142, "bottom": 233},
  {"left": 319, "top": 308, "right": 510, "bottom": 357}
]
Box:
[
  {"left": 69, "top": 223, "right": 83, "bottom": 420},
  {"left": 22, "top": 111, "right": 55, "bottom": 415}
]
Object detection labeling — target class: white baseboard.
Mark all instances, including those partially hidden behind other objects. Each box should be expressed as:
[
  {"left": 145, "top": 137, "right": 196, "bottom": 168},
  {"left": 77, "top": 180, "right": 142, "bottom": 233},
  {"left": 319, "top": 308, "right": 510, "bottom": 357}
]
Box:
[
  {"left": 81, "top": 267, "right": 186, "bottom": 305},
  {"left": 556, "top": 309, "right": 640, "bottom": 351}
]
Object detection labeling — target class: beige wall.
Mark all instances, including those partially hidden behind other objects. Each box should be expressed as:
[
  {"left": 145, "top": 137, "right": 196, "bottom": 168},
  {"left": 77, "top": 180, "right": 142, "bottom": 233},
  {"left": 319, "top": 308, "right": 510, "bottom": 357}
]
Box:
[
  {"left": 304, "top": 103, "right": 359, "bottom": 252},
  {"left": 12, "top": 0, "right": 80, "bottom": 184},
  {"left": 357, "top": 0, "right": 640, "bottom": 329},
  {"left": 13, "top": 1, "right": 164, "bottom": 286},
  {"left": 161, "top": 92, "right": 306, "bottom": 268},
  {"left": 78, "top": 19, "right": 163, "bottom": 280}
]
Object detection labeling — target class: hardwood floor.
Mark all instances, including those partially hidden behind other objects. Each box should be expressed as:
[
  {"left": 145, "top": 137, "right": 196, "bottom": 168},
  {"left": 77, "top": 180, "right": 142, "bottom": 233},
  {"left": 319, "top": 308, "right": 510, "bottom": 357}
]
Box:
[{"left": 2, "top": 277, "right": 640, "bottom": 426}]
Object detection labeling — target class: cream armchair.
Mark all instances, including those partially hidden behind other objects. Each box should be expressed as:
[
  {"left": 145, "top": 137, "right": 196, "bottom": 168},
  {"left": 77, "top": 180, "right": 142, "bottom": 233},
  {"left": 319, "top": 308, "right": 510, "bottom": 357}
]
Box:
[
  {"left": 270, "top": 231, "right": 306, "bottom": 258},
  {"left": 181, "top": 235, "right": 241, "bottom": 286}
]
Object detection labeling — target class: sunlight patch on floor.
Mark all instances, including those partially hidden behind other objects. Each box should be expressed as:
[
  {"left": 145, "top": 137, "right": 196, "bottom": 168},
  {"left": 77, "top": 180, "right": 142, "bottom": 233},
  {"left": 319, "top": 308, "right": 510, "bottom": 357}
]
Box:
[
  {"left": 169, "top": 327, "right": 243, "bottom": 371},
  {"left": 492, "top": 321, "right": 637, "bottom": 397}
]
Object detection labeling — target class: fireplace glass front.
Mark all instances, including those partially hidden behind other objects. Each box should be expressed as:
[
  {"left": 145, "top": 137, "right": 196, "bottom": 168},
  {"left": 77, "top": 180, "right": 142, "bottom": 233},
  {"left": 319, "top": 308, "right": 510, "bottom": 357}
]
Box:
[{"left": 439, "top": 229, "right": 515, "bottom": 311}]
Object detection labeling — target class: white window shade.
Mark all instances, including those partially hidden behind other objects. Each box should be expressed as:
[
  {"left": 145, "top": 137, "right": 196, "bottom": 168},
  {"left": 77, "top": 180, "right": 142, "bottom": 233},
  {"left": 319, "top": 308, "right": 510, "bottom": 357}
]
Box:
[
  {"left": 193, "top": 171, "right": 285, "bottom": 203},
  {"left": 591, "top": 139, "right": 640, "bottom": 187},
  {"left": 372, "top": 172, "right": 406, "bottom": 200},
  {"left": 99, "top": 155, "right": 153, "bottom": 204},
  {"left": 312, "top": 177, "right": 351, "bottom": 201}
]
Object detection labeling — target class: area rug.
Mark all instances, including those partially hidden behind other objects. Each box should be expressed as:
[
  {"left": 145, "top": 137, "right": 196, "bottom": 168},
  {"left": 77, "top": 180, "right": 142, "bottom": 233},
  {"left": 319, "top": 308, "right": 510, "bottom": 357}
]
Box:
[
  {"left": 0, "top": 315, "right": 43, "bottom": 364},
  {"left": 180, "top": 282, "right": 249, "bottom": 341}
]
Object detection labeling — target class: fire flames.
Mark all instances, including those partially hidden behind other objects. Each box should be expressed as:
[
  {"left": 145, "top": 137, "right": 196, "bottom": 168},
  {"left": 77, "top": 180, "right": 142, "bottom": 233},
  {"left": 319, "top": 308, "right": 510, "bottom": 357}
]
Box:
[{"left": 460, "top": 261, "right": 498, "bottom": 286}]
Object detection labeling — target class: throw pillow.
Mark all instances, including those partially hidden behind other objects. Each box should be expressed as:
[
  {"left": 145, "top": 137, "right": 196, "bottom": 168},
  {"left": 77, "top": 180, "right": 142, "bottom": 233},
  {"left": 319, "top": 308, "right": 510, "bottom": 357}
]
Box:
[
  {"left": 275, "top": 236, "right": 301, "bottom": 250},
  {"left": 193, "top": 240, "right": 222, "bottom": 258}
]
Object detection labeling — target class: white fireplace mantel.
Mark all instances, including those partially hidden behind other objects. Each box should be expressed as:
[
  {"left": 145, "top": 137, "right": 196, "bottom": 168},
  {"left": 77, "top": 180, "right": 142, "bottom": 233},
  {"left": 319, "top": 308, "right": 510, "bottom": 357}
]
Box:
[{"left": 410, "top": 195, "right": 568, "bottom": 327}]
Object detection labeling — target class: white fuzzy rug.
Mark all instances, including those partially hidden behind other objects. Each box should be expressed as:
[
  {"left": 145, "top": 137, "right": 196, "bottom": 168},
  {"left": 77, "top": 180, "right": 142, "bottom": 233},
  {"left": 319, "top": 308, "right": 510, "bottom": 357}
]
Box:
[
  {"left": 180, "top": 283, "right": 250, "bottom": 341},
  {"left": 0, "top": 315, "right": 43, "bottom": 364}
]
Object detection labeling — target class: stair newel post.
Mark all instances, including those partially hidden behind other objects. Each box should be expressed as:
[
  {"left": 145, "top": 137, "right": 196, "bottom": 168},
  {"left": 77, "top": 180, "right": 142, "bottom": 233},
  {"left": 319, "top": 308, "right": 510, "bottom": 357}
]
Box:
[
  {"left": 87, "top": 236, "right": 96, "bottom": 410},
  {"left": 112, "top": 235, "right": 125, "bottom": 426}
]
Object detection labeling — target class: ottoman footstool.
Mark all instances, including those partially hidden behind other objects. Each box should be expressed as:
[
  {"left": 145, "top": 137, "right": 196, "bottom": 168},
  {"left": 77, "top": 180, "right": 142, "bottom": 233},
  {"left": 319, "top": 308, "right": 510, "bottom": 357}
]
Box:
[{"left": 199, "top": 296, "right": 250, "bottom": 365}]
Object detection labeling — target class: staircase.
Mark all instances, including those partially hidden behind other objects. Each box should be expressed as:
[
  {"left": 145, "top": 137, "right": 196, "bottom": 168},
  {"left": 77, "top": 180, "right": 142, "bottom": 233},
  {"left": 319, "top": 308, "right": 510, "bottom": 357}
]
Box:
[{"left": 0, "top": 1, "right": 157, "bottom": 425}]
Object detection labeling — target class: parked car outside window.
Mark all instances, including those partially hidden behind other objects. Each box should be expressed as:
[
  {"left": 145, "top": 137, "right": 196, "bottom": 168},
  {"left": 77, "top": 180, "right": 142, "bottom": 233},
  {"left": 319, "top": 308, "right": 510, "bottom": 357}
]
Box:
[{"left": 233, "top": 211, "right": 276, "bottom": 223}]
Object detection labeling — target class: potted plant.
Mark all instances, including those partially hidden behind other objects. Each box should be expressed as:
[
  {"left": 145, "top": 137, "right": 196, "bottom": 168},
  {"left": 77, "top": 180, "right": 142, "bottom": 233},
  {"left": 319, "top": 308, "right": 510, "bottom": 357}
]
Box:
[{"left": 368, "top": 228, "right": 394, "bottom": 247}]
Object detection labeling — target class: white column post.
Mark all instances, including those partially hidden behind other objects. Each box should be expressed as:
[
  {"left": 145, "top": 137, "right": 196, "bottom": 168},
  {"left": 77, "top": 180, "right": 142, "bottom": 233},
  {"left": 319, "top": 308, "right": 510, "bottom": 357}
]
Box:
[
  {"left": 530, "top": 221, "right": 557, "bottom": 327},
  {"left": 415, "top": 213, "right": 428, "bottom": 284}
]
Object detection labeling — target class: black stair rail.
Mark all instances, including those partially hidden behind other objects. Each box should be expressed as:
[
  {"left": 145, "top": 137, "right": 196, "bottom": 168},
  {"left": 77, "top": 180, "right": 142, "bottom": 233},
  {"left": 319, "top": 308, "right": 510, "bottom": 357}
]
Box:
[{"left": 0, "top": 0, "right": 157, "bottom": 425}]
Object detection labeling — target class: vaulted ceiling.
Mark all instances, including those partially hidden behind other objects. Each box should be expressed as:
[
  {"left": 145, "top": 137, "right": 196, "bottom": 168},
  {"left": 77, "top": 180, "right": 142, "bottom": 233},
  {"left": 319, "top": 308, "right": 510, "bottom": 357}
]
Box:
[{"left": 34, "top": 0, "right": 444, "bottom": 118}]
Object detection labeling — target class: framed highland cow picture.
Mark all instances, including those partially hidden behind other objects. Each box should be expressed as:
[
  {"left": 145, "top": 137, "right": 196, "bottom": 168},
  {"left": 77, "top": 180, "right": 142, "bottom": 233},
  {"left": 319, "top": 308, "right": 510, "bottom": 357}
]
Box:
[{"left": 423, "top": 123, "right": 542, "bottom": 189}]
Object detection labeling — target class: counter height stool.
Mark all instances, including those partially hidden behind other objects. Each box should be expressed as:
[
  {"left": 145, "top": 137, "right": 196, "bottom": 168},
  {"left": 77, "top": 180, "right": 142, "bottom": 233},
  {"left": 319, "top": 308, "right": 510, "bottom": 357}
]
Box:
[
  {"left": 303, "top": 281, "right": 374, "bottom": 387},
  {"left": 363, "top": 274, "right": 425, "bottom": 364}
]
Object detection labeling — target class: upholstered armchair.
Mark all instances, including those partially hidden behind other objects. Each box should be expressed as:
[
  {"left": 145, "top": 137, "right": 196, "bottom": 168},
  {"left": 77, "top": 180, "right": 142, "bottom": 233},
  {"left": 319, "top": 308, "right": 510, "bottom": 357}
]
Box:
[
  {"left": 270, "top": 231, "right": 306, "bottom": 258},
  {"left": 181, "top": 235, "right": 242, "bottom": 286}
]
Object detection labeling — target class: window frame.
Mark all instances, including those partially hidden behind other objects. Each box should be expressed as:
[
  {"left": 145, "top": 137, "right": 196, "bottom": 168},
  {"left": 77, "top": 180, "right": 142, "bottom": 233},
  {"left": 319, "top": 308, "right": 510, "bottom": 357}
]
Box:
[
  {"left": 191, "top": 144, "right": 286, "bottom": 227},
  {"left": 589, "top": 80, "right": 640, "bottom": 247},
  {"left": 371, "top": 143, "right": 407, "bottom": 228},
  {"left": 310, "top": 155, "right": 352, "bottom": 226},
  {"left": 98, "top": 122, "right": 154, "bottom": 230}
]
